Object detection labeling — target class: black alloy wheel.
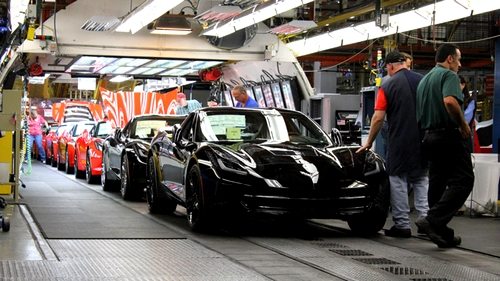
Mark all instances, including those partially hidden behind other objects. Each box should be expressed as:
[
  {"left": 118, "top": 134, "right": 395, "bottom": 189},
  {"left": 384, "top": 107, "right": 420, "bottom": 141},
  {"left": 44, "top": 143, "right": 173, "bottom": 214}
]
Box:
[
  {"left": 186, "top": 165, "right": 211, "bottom": 232},
  {"left": 85, "top": 151, "right": 97, "bottom": 184},
  {"left": 347, "top": 180, "right": 390, "bottom": 236},
  {"left": 146, "top": 155, "right": 177, "bottom": 214},
  {"left": 120, "top": 156, "right": 138, "bottom": 200},
  {"left": 101, "top": 152, "right": 115, "bottom": 191}
]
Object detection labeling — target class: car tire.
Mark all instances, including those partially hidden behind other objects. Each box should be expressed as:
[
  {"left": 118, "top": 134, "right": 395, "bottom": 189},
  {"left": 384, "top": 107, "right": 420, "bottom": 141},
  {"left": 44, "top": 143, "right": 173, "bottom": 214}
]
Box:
[
  {"left": 65, "top": 150, "right": 74, "bottom": 174},
  {"left": 50, "top": 147, "right": 57, "bottom": 167},
  {"left": 85, "top": 151, "right": 98, "bottom": 184},
  {"left": 347, "top": 180, "right": 390, "bottom": 236},
  {"left": 57, "top": 153, "right": 64, "bottom": 171},
  {"left": 186, "top": 165, "right": 211, "bottom": 232},
  {"left": 75, "top": 151, "right": 85, "bottom": 179},
  {"left": 146, "top": 155, "right": 177, "bottom": 214},
  {"left": 120, "top": 156, "right": 138, "bottom": 201},
  {"left": 101, "top": 152, "right": 115, "bottom": 191}
]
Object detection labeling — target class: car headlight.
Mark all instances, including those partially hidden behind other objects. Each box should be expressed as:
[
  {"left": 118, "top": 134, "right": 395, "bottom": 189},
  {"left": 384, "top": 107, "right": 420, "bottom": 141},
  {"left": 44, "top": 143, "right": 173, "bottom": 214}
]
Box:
[{"left": 216, "top": 157, "right": 248, "bottom": 175}]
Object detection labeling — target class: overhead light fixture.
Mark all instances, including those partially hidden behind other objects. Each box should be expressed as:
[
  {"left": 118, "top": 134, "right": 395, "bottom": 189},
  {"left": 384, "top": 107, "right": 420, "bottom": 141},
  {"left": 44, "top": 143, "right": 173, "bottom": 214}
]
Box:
[
  {"left": 81, "top": 16, "right": 121, "bottom": 32},
  {"left": 268, "top": 20, "right": 317, "bottom": 35},
  {"left": 66, "top": 55, "right": 224, "bottom": 77},
  {"left": 148, "top": 15, "right": 192, "bottom": 35},
  {"left": 203, "top": 0, "right": 314, "bottom": 38},
  {"left": 287, "top": 0, "right": 500, "bottom": 57},
  {"left": 195, "top": 5, "right": 242, "bottom": 22},
  {"left": 115, "top": 0, "right": 184, "bottom": 34},
  {"left": 109, "top": 75, "right": 133, "bottom": 83}
]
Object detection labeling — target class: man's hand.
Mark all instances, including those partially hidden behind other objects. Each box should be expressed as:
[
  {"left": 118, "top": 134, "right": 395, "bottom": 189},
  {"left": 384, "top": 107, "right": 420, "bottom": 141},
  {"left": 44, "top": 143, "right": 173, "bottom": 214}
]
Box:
[{"left": 356, "top": 143, "right": 372, "bottom": 154}]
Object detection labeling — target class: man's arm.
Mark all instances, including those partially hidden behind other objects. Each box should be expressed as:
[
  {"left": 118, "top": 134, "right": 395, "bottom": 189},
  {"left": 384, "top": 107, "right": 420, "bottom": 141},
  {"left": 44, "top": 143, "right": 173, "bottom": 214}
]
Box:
[
  {"left": 444, "top": 96, "right": 470, "bottom": 138},
  {"left": 356, "top": 110, "right": 386, "bottom": 153}
]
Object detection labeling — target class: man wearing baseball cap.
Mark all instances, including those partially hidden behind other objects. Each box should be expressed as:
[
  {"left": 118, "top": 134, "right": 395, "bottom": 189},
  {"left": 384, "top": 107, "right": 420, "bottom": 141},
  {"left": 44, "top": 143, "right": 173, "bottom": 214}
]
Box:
[
  {"left": 357, "top": 50, "right": 428, "bottom": 238},
  {"left": 175, "top": 92, "right": 202, "bottom": 115}
]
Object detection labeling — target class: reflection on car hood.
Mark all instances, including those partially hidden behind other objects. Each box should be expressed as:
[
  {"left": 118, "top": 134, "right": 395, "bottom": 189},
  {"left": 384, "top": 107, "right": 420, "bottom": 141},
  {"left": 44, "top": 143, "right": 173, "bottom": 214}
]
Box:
[{"left": 208, "top": 141, "right": 370, "bottom": 189}]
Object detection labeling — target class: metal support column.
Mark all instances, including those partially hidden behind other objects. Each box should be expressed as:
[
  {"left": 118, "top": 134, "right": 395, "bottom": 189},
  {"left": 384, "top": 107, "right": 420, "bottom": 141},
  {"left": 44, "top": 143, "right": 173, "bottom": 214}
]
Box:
[{"left": 493, "top": 38, "right": 500, "bottom": 153}]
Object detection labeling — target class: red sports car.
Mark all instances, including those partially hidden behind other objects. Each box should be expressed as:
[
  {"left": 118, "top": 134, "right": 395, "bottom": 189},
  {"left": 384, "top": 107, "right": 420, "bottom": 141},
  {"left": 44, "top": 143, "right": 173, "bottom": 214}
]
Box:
[
  {"left": 42, "top": 125, "right": 59, "bottom": 165},
  {"left": 49, "top": 123, "right": 75, "bottom": 168},
  {"left": 74, "top": 121, "right": 113, "bottom": 184},
  {"left": 57, "top": 121, "right": 96, "bottom": 173}
]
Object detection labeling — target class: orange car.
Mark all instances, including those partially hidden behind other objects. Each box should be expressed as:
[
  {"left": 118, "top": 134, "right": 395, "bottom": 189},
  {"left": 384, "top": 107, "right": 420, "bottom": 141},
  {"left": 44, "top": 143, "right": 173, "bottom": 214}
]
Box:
[
  {"left": 74, "top": 121, "right": 113, "bottom": 184},
  {"left": 57, "top": 121, "right": 96, "bottom": 173},
  {"left": 52, "top": 100, "right": 104, "bottom": 124}
]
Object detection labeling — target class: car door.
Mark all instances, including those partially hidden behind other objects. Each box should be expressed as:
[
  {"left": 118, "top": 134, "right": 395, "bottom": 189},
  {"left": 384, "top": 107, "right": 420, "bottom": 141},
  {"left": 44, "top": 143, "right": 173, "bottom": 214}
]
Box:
[
  {"left": 161, "top": 115, "right": 195, "bottom": 201},
  {"left": 107, "top": 125, "right": 128, "bottom": 177}
]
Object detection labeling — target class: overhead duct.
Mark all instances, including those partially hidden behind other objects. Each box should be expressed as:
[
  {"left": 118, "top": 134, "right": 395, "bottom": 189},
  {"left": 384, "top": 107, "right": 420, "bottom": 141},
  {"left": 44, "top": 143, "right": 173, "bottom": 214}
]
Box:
[{"left": 207, "top": 24, "right": 257, "bottom": 50}]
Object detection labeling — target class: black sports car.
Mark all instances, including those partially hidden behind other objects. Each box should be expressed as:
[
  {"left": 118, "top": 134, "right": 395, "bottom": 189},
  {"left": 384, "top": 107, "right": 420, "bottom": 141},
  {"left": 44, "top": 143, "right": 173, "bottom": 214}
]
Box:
[
  {"left": 101, "top": 114, "right": 186, "bottom": 200},
  {"left": 147, "top": 107, "right": 389, "bottom": 234}
]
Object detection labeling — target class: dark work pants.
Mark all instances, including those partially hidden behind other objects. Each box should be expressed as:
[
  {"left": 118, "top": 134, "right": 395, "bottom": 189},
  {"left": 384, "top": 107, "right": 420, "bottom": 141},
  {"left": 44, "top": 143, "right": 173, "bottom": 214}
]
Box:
[{"left": 422, "top": 129, "right": 474, "bottom": 234}]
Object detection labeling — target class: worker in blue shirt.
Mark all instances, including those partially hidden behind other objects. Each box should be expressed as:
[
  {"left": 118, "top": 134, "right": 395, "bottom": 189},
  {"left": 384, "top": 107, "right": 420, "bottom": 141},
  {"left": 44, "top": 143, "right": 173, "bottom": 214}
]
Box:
[{"left": 232, "top": 86, "right": 258, "bottom": 108}]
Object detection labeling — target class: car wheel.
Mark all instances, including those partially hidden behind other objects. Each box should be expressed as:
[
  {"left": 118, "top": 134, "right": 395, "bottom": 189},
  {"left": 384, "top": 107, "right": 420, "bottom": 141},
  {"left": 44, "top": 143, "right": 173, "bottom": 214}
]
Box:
[
  {"left": 186, "top": 165, "right": 211, "bottom": 232},
  {"left": 50, "top": 147, "right": 57, "bottom": 167},
  {"left": 120, "top": 156, "right": 138, "bottom": 201},
  {"left": 65, "top": 150, "right": 73, "bottom": 174},
  {"left": 146, "top": 155, "right": 177, "bottom": 214},
  {"left": 57, "top": 153, "right": 64, "bottom": 171},
  {"left": 347, "top": 180, "right": 390, "bottom": 236},
  {"left": 75, "top": 151, "right": 85, "bottom": 179},
  {"left": 85, "top": 151, "right": 98, "bottom": 184},
  {"left": 101, "top": 152, "right": 115, "bottom": 191},
  {"left": 1, "top": 216, "right": 10, "bottom": 232}
]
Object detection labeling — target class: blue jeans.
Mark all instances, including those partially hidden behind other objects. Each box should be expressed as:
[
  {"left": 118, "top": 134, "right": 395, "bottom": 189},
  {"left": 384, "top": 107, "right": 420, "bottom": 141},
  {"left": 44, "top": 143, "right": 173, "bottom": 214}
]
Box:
[
  {"left": 389, "top": 169, "right": 429, "bottom": 229},
  {"left": 28, "top": 134, "right": 45, "bottom": 162}
]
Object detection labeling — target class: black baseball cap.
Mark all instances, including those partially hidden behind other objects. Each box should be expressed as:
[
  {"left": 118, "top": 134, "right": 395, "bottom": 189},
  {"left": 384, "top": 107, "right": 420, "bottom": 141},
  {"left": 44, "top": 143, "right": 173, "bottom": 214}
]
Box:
[{"left": 385, "top": 51, "right": 406, "bottom": 64}]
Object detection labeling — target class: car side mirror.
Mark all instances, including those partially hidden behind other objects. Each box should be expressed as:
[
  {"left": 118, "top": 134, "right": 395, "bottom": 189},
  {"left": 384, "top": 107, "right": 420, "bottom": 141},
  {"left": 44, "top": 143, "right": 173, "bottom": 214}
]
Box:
[
  {"left": 172, "top": 124, "right": 182, "bottom": 143},
  {"left": 331, "top": 128, "right": 343, "bottom": 147},
  {"left": 108, "top": 137, "right": 117, "bottom": 147}
]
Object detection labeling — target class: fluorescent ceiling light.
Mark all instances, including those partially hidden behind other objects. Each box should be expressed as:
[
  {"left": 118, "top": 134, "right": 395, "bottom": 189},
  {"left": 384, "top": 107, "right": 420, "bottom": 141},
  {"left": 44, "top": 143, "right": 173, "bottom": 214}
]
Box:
[
  {"left": 66, "top": 56, "right": 224, "bottom": 77},
  {"left": 203, "top": 0, "right": 314, "bottom": 38},
  {"left": 195, "top": 5, "right": 242, "bottom": 22},
  {"left": 150, "top": 28, "right": 192, "bottom": 35},
  {"left": 109, "top": 75, "right": 133, "bottom": 83},
  {"left": 28, "top": 74, "right": 50, "bottom": 85},
  {"left": 269, "top": 20, "right": 317, "bottom": 35},
  {"left": 115, "top": 0, "right": 184, "bottom": 34},
  {"left": 287, "top": 0, "right": 500, "bottom": 57}
]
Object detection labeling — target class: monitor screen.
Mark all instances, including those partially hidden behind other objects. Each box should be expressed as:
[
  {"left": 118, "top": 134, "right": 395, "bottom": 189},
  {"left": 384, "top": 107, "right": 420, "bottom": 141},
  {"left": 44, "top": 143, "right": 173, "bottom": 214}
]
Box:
[
  {"left": 261, "top": 84, "right": 275, "bottom": 107},
  {"left": 271, "top": 82, "right": 285, "bottom": 108},
  {"left": 253, "top": 86, "right": 266, "bottom": 107}
]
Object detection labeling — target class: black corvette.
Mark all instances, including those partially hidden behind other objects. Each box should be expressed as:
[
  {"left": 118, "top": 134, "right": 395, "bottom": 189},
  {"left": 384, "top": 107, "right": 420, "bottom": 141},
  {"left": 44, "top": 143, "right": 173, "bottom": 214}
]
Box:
[
  {"left": 147, "top": 107, "right": 389, "bottom": 234},
  {"left": 101, "top": 114, "right": 185, "bottom": 200}
]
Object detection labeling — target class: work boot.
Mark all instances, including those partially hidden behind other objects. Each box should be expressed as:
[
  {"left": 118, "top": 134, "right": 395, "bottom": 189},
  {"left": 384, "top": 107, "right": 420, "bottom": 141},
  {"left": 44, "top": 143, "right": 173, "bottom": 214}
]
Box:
[
  {"left": 415, "top": 217, "right": 449, "bottom": 248},
  {"left": 385, "top": 226, "right": 411, "bottom": 238}
]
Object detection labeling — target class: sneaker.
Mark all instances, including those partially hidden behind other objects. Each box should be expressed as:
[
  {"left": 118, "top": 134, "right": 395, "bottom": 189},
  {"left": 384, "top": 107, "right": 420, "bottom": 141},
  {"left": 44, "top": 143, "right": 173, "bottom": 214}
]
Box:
[
  {"left": 385, "top": 226, "right": 411, "bottom": 238},
  {"left": 415, "top": 217, "right": 449, "bottom": 248}
]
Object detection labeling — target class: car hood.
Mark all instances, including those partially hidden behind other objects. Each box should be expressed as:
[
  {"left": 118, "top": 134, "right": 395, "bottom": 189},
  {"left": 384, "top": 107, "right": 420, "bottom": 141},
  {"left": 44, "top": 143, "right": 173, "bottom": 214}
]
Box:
[{"left": 208, "top": 141, "right": 377, "bottom": 189}]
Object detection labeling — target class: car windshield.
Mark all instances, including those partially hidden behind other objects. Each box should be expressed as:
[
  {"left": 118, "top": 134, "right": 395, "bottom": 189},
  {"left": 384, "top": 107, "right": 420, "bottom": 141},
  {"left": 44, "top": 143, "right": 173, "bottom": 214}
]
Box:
[
  {"left": 74, "top": 123, "right": 95, "bottom": 136},
  {"left": 96, "top": 122, "right": 113, "bottom": 138},
  {"left": 198, "top": 110, "right": 331, "bottom": 146},
  {"left": 134, "top": 119, "right": 170, "bottom": 139}
]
